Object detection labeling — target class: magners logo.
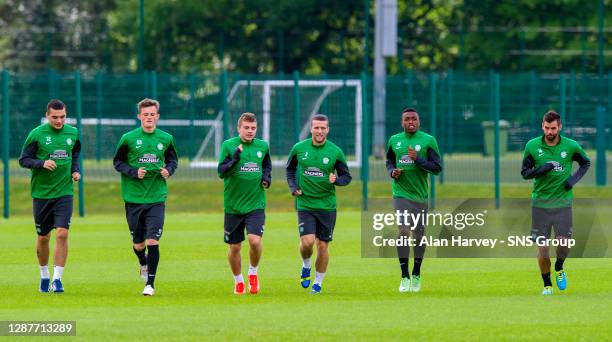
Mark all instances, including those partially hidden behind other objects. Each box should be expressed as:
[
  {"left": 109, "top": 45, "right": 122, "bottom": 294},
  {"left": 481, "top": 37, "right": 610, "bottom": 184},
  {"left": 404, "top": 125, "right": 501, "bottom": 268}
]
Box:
[
  {"left": 139, "top": 153, "right": 160, "bottom": 163},
  {"left": 50, "top": 150, "right": 68, "bottom": 159},
  {"left": 304, "top": 167, "right": 324, "bottom": 177},
  {"left": 398, "top": 155, "right": 414, "bottom": 165},
  {"left": 240, "top": 162, "right": 260, "bottom": 172}
]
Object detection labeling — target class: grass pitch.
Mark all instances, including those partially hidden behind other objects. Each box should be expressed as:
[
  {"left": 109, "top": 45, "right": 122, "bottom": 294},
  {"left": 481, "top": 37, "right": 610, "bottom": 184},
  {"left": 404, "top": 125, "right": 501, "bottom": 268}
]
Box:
[{"left": 1, "top": 210, "right": 611, "bottom": 340}]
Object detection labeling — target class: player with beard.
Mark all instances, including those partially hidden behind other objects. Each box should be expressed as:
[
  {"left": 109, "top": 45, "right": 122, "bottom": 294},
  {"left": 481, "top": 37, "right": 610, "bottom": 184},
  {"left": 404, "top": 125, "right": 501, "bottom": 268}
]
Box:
[
  {"left": 286, "top": 114, "right": 352, "bottom": 294},
  {"left": 521, "top": 110, "right": 590, "bottom": 295}
]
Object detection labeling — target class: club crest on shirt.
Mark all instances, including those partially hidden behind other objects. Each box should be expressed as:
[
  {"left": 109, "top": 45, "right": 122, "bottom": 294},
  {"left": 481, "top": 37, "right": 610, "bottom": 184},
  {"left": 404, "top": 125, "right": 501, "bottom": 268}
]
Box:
[
  {"left": 415, "top": 144, "right": 421, "bottom": 152},
  {"left": 323, "top": 157, "right": 329, "bottom": 164},
  {"left": 257, "top": 151, "right": 263, "bottom": 158},
  {"left": 66, "top": 138, "right": 73, "bottom": 146},
  {"left": 157, "top": 143, "right": 164, "bottom": 151},
  {"left": 561, "top": 151, "right": 567, "bottom": 159},
  {"left": 396, "top": 142, "right": 401, "bottom": 148}
]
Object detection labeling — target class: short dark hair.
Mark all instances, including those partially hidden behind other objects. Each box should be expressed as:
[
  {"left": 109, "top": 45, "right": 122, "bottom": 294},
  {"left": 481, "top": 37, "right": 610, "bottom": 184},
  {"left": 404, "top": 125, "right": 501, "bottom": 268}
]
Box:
[
  {"left": 543, "top": 110, "right": 561, "bottom": 124},
  {"left": 137, "top": 98, "right": 160, "bottom": 113},
  {"left": 238, "top": 112, "right": 257, "bottom": 126},
  {"left": 401, "top": 108, "right": 419, "bottom": 116},
  {"left": 311, "top": 114, "right": 329, "bottom": 123},
  {"left": 46, "top": 99, "right": 66, "bottom": 112}
]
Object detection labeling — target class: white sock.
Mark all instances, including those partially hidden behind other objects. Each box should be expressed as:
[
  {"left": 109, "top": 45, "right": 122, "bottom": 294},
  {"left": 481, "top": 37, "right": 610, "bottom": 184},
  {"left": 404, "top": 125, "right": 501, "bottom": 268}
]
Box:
[
  {"left": 302, "top": 258, "right": 311, "bottom": 269},
  {"left": 40, "top": 265, "right": 49, "bottom": 279},
  {"left": 248, "top": 265, "right": 258, "bottom": 275},
  {"left": 314, "top": 272, "right": 325, "bottom": 286},
  {"left": 234, "top": 273, "right": 244, "bottom": 284},
  {"left": 52, "top": 266, "right": 64, "bottom": 281}
]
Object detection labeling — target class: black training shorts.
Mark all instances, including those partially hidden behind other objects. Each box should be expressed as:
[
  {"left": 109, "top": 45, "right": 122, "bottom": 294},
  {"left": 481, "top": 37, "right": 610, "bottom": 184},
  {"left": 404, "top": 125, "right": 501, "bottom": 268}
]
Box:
[{"left": 125, "top": 202, "right": 166, "bottom": 244}]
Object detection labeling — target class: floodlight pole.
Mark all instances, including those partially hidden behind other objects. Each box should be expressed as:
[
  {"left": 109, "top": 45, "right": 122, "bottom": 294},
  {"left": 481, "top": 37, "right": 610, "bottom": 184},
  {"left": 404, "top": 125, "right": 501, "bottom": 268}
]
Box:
[
  {"left": 138, "top": 0, "right": 144, "bottom": 72},
  {"left": 373, "top": 0, "right": 397, "bottom": 157}
]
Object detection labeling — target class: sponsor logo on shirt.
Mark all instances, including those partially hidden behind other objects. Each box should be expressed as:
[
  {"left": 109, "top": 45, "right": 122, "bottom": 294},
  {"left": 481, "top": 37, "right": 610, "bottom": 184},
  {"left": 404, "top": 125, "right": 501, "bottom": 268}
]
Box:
[
  {"left": 49, "top": 150, "right": 68, "bottom": 159},
  {"left": 304, "top": 167, "right": 325, "bottom": 177},
  {"left": 240, "top": 162, "right": 260, "bottom": 172},
  {"left": 139, "top": 153, "right": 160, "bottom": 163},
  {"left": 398, "top": 155, "right": 414, "bottom": 165},
  {"left": 548, "top": 160, "right": 564, "bottom": 172}
]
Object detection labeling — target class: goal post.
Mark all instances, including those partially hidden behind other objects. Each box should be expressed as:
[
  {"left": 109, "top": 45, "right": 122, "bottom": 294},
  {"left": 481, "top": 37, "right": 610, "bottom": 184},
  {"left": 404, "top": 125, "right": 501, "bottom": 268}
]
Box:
[{"left": 191, "top": 78, "right": 363, "bottom": 168}]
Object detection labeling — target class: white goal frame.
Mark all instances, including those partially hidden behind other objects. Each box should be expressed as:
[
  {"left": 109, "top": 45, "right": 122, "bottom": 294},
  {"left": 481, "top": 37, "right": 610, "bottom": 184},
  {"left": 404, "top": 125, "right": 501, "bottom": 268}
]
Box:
[{"left": 190, "top": 79, "right": 363, "bottom": 168}]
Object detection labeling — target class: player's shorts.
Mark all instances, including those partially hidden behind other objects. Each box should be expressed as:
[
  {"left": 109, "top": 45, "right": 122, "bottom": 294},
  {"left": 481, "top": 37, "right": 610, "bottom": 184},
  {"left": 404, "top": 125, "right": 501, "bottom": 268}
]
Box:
[
  {"left": 297, "top": 210, "right": 337, "bottom": 242},
  {"left": 125, "top": 202, "right": 165, "bottom": 244},
  {"left": 531, "top": 206, "right": 573, "bottom": 239},
  {"left": 393, "top": 197, "right": 428, "bottom": 234},
  {"left": 224, "top": 209, "right": 265, "bottom": 244},
  {"left": 33, "top": 195, "right": 73, "bottom": 236}
]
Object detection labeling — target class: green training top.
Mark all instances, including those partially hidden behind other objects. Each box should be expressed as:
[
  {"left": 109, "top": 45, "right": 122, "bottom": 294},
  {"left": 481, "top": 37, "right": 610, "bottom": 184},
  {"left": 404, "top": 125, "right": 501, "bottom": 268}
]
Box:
[
  {"left": 386, "top": 130, "right": 441, "bottom": 202},
  {"left": 287, "top": 139, "right": 349, "bottom": 211},
  {"left": 217, "top": 136, "right": 271, "bottom": 214},
  {"left": 114, "top": 127, "right": 178, "bottom": 204},
  {"left": 20, "top": 123, "right": 80, "bottom": 199},
  {"left": 523, "top": 135, "right": 589, "bottom": 208}
]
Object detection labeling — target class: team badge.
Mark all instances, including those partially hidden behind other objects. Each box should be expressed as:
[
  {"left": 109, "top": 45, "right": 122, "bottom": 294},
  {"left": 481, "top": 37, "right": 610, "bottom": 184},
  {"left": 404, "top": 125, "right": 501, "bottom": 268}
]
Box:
[
  {"left": 257, "top": 151, "right": 263, "bottom": 158},
  {"left": 561, "top": 151, "right": 567, "bottom": 158},
  {"left": 396, "top": 142, "right": 401, "bottom": 148},
  {"left": 157, "top": 143, "right": 163, "bottom": 150},
  {"left": 66, "top": 138, "right": 73, "bottom": 145},
  {"left": 323, "top": 157, "right": 329, "bottom": 164},
  {"left": 415, "top": 144, "right": 422, "bottom": 152}
]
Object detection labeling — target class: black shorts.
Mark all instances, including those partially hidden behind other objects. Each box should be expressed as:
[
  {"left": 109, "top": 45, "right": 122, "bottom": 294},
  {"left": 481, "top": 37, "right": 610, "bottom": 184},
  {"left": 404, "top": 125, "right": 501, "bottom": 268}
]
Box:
[
  {"left": 393, "top": 197, "right": 428, "bottom": 234},
  {"left": 125, "top": 202, "right": 165, "bottom": 244},
  {"left": 33, "top": 195, "right": 73, "bottom": 236},
  {"left": 297, "top": 210, "right": 337, "bottom": 242},
  {"left": 531, "top": 206, "right": 573, "bottom": 239},
  {"left": 224, "top": 209, "right": 265, "bottom": 244}
]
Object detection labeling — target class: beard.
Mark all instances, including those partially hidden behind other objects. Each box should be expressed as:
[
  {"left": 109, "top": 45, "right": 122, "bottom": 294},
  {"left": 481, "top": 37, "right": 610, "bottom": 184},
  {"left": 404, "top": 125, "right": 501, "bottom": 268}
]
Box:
[{"left": 545, "top": 133, "right": 557, "bottom": 142}]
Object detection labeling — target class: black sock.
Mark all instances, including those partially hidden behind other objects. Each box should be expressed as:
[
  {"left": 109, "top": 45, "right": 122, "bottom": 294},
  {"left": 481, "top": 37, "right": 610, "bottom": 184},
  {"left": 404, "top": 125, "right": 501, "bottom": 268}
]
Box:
[
  {"left": 542, "top": 272, "right": 552, "bottom": 287},
  {"left": 399, "top": 258, "right": 410, "bottom": 278},
  {"left": 146, "top": 245, "right": 159, "bottom": 287},
  {"left": 412, "top": 258, "right": 423, "bottom": 276},
  {"left": 133, "top": 247, "right": 147, "bottom": 266},
  {"left": 554, "top": 258, "right": 565, "bottom": 272}
]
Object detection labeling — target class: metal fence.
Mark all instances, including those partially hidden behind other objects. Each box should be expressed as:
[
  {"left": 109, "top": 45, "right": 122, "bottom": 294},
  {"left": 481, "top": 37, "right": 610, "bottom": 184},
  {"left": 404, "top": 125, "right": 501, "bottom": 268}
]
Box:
[{"left": 1, "top": 70, "right": 611, "bottom": 217}]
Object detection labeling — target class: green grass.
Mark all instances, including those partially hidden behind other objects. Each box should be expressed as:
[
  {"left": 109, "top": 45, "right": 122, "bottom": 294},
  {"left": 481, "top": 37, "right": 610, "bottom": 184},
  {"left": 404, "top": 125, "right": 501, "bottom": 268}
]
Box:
[
  {"left": 3, "top": 179, "right": 612, "bottom": 216},
  {"left": 1, "top": 211, "right": 611, "bottom": 340}
]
